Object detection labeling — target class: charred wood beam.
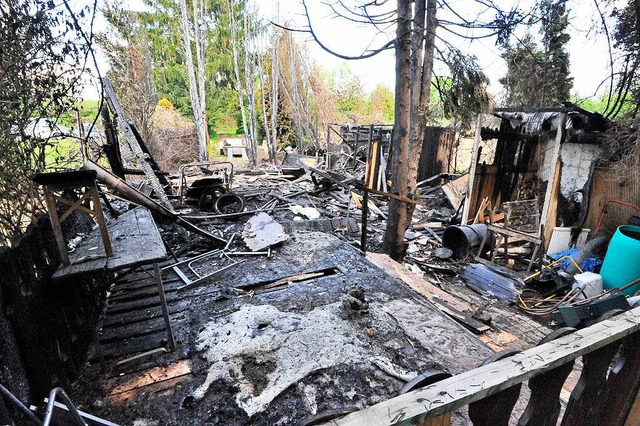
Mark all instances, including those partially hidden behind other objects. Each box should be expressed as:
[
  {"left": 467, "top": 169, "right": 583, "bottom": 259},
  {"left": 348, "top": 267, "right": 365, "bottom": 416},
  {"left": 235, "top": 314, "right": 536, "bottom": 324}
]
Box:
[{"left": 480, "top": 127, "right": 539, "bottom": 142}]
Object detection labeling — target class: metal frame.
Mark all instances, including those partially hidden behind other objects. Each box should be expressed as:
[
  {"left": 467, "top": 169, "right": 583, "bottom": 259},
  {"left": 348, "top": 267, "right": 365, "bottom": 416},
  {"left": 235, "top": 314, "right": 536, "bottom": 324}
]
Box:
[
  {"left": 177, "top": 161, "right": 234, "bottom": 203},
  {"left": 162, "top": 234, "right": 269, "bottom": 291}
]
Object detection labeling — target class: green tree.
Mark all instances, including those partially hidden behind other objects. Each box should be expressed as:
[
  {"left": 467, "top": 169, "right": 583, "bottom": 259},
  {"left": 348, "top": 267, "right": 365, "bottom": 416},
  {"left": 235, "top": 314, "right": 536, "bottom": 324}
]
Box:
[
  {"left": 608, "top": 0, "right": 640, "bottom": 117},
  {"left": 328, "top": 63, "right": 366, "bottom": 122},
  {"left": 499, "top": 35, "right": 549, "bottom": 106},
  {"left": 540, "top": 0, "right": 573, "bottom": 103},
  {"left": 137, "top": 0, "right": 242, "bottom": 134},
  {"left": 0, "top": 0, "right": 88, "bottom": 244},
  {"left": 500, "top": 0, "right": 572, "bottom": 107}
]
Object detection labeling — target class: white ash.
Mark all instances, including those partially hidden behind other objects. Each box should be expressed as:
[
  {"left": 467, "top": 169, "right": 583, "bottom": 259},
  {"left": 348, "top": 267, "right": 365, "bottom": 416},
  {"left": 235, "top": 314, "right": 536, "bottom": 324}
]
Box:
[{"left": 191, "top": 303, "right": 367, "bottom": 416}]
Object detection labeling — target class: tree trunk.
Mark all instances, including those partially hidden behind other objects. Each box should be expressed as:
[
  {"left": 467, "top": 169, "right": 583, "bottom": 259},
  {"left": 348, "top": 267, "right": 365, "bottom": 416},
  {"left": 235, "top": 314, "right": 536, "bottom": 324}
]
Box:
[
  {"left": 288, "top": 34, "right": 304, "bottom": 151},
  {"left": 193, "top": 0, "right": 209, "bottom": 158},
  {"left": 382, "top": 0, "right": 412, "bottom": 260},
  {"left": 244, "top": 12, "right": 259, "bottom": 165},
  {"left": 228, "top": 0, "right": 249, "bottom": 159},
  {"left": 382, "top": 0, "right": 437, "bottom": 261},
  {"left": 179, "top": 0, "right": 207, "bottom": 161},
  {"left": 270, "top": 28, "right": 280, "bottom": 162},
  {"left": 405, "top": 0, "right": 426, "bottom": 220},
  {"left": 258, "top": 44, "right": 272, "bottom": 162}
]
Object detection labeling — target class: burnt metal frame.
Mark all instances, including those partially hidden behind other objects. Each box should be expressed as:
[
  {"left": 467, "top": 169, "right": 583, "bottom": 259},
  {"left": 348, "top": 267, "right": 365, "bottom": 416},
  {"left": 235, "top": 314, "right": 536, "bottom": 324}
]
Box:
[{"left": 177, "top": 161, "right": 234, "bottom": 203}]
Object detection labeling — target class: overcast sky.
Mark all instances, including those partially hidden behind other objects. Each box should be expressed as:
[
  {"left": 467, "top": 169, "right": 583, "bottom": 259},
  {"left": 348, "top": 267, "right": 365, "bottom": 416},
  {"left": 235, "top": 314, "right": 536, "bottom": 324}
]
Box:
[{"left": 82, "top": 0, "right": 616, "bottom": 103}]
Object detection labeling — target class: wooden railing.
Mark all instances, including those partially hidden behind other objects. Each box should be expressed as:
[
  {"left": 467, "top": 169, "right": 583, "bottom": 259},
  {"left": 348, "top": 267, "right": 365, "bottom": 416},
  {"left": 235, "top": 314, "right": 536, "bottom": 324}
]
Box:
[{"left": 321, "top": 306, "right": 640, "bottom": 426}]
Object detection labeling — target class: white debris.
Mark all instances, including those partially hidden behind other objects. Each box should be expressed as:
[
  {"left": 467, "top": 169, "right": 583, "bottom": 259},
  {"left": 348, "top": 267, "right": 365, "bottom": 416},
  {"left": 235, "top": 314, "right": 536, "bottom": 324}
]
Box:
[
  {"left": 288, "top": 205, "right": 321, "bottom": 220},
  {"left": 242, "top": 212, "right": 288, "bottom": 251},
  {"left": 191, "top": 303, "right": 367, "bottom": 416}
]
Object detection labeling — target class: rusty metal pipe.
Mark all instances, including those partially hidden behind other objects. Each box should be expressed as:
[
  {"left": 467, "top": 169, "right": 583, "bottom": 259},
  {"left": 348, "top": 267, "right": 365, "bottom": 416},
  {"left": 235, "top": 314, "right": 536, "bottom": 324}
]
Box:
[
  {"left": 82, "top": 160, "right": 175, "bottom": 217},
  {"left": 83, "top": 161, "right": 226, "bottom": 244}
]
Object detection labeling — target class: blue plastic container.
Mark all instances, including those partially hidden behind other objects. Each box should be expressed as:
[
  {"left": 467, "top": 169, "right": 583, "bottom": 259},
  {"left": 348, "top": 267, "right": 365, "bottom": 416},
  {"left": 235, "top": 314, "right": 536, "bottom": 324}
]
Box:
[{"left": 600, "top": 225, "right": 640, "bottom": 296}]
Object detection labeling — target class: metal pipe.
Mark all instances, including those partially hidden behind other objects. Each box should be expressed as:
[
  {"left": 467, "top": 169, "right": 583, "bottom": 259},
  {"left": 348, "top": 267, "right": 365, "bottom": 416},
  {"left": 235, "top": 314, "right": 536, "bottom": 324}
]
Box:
[
  {"left": 82, "top": 160, "right": 175, "bottom": 218},
  {"left": 84, "top": 161, "right": 226, "bottom": 244},
  {"left": 0, "top": 384, "right": 41, "bottom": 425},
  {"left": 43, "top": 388, "right": 87, "bottom": 426}
]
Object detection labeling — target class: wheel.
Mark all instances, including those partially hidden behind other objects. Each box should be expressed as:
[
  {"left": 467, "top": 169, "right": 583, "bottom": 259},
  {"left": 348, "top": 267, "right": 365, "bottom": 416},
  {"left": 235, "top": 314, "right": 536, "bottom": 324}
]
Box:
[
  {"left": 214, "top": 193, "right": 245, "bottom": 215},
  {"left": 198, "top": 186, "right": 227, "bottom": 212}
]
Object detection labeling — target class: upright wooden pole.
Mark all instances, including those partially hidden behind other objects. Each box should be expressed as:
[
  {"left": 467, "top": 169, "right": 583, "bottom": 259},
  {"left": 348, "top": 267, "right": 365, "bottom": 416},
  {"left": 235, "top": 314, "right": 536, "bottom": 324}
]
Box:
[{"left": 461, "top": 114, "right": 483, "bottom": 225}]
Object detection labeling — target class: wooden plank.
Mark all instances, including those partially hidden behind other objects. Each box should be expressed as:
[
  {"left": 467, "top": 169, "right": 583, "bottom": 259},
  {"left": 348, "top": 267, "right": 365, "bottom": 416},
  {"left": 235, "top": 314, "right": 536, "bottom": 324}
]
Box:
[
  {"left": 562, "top": 340, "right": 622, "bottom": 426},
  {"left": 107, "top": 280, "right": 182, "bottom": 303},
  {"left": 486, "top": 224, "right": 540, "bottom": 242},
  {"left": 461, "top": 115, "right": 483, "bottom": 224},
  {"left": 366, "top": 253, "right": 470, "bottom": 314},
  {"left": 106, "top": 375, "right": 189, "bottom": 405},
  {"left": 543, "top": 160, "right": 562, "bottom": 249},
  {"left": 98, "top": 329, "right": 175, "bottom": 359},
  {"left": 106, "top": 285, "right": 222, "bottom": 315},
  {"left": 429, "top": 299, "right": 490, "bottom": 334},
  {"left": 540, "top": 113, "right": 565, "bottom": 244},
  {"left": 100, "top": 314, "right": 186, "bottom": 342},
  {"left": 105, "top": 359, "right": 191, "bottom": 395},
  {"left": 321, "top": 307, "right": 640, "bottom": 426},
  {"left": 53, "top": 208, "right": 166, "bottom": 279}
]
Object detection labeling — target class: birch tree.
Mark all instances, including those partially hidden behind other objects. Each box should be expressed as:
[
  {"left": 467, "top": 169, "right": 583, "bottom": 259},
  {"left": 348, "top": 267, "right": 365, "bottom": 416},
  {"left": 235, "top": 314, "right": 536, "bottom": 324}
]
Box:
[
  {"left": 269, "top": 27, "right": 280, "bottom": 162},
  {"left": 179, "top": 0, "right": 208, "bottom": 161},
  {"left": 227, "top": 0, "right": 250, "bottom": 162},
  {"left": 257, "top": 33, "right": 274, "bottom": 161},
  {"left": 244, "top": 11, "right": 259, "bottom": 164}
]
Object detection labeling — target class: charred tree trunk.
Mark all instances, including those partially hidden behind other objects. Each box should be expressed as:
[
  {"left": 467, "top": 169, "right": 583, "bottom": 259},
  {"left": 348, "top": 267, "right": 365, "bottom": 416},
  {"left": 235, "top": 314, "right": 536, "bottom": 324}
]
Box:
[
  {"left": 382, "top": 0, "right": 437, "bottom": 261},
  {"left": 382, "top": 0, "right": 412, "bottom": 260}
]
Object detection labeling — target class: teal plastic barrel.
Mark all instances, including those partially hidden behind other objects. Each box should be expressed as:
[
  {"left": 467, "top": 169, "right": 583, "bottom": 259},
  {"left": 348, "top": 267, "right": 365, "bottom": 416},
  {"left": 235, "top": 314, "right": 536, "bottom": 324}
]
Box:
[{"left": 600, "top": 225, "right": 640, "bottom": 296}]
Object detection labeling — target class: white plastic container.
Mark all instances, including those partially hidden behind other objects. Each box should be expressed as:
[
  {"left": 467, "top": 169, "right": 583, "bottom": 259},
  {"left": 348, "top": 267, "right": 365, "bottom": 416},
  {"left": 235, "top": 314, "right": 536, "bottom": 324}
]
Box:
[
  {"left": 572, "top": 272, "right": 603, "bottom": 299},
  {"left": 546, "top": 227, "right": 590, "bottom": 255}
]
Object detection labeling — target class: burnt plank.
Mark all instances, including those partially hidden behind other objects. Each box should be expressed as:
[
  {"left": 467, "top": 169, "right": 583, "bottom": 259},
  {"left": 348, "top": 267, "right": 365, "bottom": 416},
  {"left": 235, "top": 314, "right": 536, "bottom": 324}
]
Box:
[
  {"left": 107, "top": 280, "right": 184, "bottom": 303},
  {"left": 101, "top": 293, "right": 228, "bottom": 327},
  {"left": 105, "top": 286, "right": 222, "bottom": 315},
  {"left": 53, "top": 208, "right": 167, "bottom": 280},
  {"left": 561, "top": 340, "right": 623, "bottom": 426},
  {"left": 598, "top": 332, "right": 640, "bottom": 426},
  {"left": 100, "top": 312, "right": 188, "bottom": 343}
]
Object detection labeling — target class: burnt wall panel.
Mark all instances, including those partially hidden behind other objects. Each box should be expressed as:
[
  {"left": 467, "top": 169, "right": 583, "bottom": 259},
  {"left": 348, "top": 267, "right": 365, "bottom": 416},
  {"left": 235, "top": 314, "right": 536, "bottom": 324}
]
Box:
[
  {"left": 418, "top": 127, "right": 454, "bottom": 183},
  {"left": 584, "top": 164, "right": 640, "bottom": 233}
]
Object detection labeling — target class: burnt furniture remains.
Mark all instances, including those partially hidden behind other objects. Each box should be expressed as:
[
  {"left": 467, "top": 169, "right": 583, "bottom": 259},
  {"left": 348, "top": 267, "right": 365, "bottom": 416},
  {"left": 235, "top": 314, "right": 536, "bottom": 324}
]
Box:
[{"left": 33, "top": 170, "right": 113, "bottom": 266}]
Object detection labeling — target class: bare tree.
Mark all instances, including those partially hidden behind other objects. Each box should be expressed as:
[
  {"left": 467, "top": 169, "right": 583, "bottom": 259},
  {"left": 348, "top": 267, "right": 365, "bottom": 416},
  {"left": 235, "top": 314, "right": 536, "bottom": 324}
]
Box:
[
  {"left": 269, "top": 26, "right": 281, "bottom": 161},
  {"left": 280, "top": 0, "right": 527, "bottom": 260},
  {"left": 179, "top": 0, "right": 208, "bottom": 161},
  {"left": 244, "top": 10, "right": 259, "bottom": 164},
  {"left": 228, "top": 0, "right": 250, "bottom": 164}
]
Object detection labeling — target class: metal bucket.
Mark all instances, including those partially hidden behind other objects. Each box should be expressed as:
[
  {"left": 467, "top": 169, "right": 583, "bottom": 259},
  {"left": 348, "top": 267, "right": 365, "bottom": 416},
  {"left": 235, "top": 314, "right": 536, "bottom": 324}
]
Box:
[{"left": 442, "top": 224, "right": 491, "bottom": 259}]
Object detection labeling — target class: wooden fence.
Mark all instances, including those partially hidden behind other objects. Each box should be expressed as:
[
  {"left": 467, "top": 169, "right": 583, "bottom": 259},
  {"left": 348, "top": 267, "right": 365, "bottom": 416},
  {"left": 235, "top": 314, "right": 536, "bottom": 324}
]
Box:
[{"left": 322, "top": 306, "right": 640, "bottom": 426}]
